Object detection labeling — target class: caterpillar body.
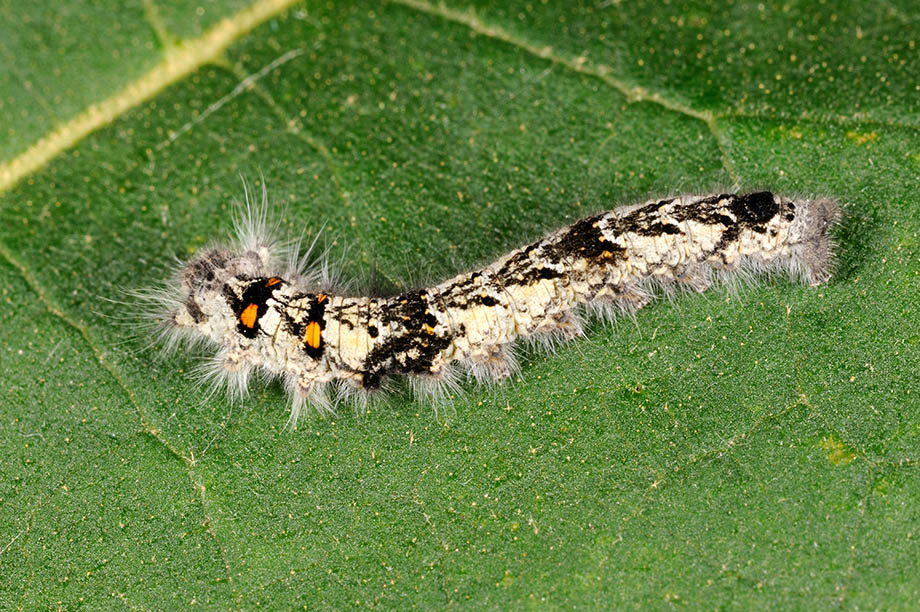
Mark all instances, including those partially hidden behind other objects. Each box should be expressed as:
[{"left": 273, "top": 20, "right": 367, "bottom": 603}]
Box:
[{"left": 152, "top": 190, "right": 839, "bottom": 424}]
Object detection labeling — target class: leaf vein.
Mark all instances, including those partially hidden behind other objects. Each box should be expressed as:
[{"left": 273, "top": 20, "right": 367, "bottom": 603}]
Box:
[
  {"left": 389, "top": 0, "right": 740, "bottom": 183},
  {"left": 0, "top": 0, "right": 302, "bottom": 194},
  {"left": 0, "top": 240, "right": 242, "bottom": 601}
]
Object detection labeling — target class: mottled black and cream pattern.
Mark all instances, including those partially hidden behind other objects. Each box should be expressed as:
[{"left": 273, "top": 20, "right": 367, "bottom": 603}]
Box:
[{"left": 156, "top": 191, "right": 839, "bottom": 423}]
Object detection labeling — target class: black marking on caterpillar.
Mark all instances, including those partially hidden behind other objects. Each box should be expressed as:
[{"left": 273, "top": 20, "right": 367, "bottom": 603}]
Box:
[{"left": 142, "top": 185, "right": 839, "bottom": 426}]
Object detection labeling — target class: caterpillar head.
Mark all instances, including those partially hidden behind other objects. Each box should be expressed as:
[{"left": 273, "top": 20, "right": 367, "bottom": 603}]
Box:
[{"left": 171, "top": 246, "right": 274, "bottom": 342}]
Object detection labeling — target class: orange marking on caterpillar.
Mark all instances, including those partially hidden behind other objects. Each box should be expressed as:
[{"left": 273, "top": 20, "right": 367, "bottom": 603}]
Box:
[
  {"left": 266, "top": 277, "right": 282, "bottom": 286},
  {"left": 240, "top": 303, "right": 259, "bottom": 328},
  {"left": 304, "top": 321, "right": 322, "bottom": 349},
  {"left": 316, "top": 294, "right": 328, "bottom": 303}
]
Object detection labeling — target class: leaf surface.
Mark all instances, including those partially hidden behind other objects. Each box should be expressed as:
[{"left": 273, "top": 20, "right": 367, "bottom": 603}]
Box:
[{"left": 1, "top": 1, "right": 918, "bottom": 608}]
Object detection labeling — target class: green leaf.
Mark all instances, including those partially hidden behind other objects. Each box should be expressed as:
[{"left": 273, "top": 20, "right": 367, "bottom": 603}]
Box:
[{"left": 1, "top": 1, "right": 918, "bottom": 608}]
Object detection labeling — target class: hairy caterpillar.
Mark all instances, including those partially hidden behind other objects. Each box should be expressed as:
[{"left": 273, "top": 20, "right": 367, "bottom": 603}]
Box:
[{"left": 145, "top": 187, "right": 839, "bottom": 425}]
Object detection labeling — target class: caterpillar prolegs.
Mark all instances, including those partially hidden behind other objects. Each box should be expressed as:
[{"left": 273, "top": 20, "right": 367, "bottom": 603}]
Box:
[{"left": 151, "top": 190, "right": 839, "bottom": 424}]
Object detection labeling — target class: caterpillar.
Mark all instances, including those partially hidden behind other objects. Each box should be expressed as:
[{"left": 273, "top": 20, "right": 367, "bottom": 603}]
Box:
[{"left": 146, "top": 187, "right": 839, "bottom": 425}]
